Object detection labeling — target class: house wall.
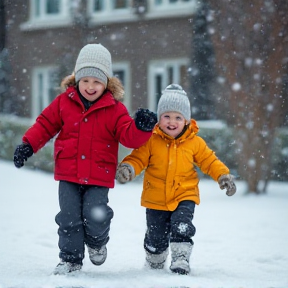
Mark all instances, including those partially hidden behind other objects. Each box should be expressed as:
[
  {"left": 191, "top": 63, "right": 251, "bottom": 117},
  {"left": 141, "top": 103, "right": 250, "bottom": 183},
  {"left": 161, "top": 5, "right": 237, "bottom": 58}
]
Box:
[{"left": 4, "top": 0, "right": 195, "bottom": 117}]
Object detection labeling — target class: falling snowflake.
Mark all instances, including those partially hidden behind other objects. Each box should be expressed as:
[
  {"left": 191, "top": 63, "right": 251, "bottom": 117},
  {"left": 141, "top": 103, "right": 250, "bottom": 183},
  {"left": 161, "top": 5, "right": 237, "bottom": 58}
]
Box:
[{"left": 232, "top": 82, "right": 241, "bottom": 91}]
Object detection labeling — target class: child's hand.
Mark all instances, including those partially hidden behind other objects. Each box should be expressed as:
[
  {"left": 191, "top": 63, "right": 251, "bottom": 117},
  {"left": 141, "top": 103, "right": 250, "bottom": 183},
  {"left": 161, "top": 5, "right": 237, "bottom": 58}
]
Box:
[
  {"left": 13, "top": 143, "right": 34, "bottom": 168},
  {"left": 116, "top": 164, "right": 135, "bottom": 184},
  {"left": 218, "top": 174, "right": 236, "bottom": 196},
  {"left": 134, "top": 108, "right": 157, "bottom": 132}
]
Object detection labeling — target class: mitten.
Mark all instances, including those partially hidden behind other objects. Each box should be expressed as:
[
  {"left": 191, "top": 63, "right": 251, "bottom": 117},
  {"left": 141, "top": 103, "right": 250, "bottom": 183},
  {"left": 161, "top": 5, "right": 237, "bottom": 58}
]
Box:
[
  {"left": 14, "top": 143, "right": 34, "bottom": 168},
  {"left": 116, "top": 164, "right": 135, "bottom": 184},
  {"left": 218, "top": 174, "right": 237, "bottom": 196},
  {"left": 134, "top": 108, "right": 157, "bottom": 132}
]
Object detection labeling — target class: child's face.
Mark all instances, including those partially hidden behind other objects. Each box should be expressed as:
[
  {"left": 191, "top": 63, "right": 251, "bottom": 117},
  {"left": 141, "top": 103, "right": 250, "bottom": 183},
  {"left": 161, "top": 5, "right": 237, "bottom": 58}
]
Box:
[
  {"left": 78, "top": 77, "right": 106, "bottom": 102},
  {"left": 159, "top": 111, "right": 187, "bottom": 138}
]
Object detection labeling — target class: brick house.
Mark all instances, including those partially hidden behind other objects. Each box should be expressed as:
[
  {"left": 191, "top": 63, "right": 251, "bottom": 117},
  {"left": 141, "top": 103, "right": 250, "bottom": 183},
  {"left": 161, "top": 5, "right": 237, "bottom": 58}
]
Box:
[{"left": 3, "top": 0, "right": 197, "bottom": 119}]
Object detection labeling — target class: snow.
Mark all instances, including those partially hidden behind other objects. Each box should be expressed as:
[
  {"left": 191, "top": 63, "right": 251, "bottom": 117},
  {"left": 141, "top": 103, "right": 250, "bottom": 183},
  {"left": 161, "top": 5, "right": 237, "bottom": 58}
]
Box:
[
  {"left": 232, "top": 82, "right": 241, "bottom": 91},
  {"left": 0, "top": 159, "right": 287, "bottom": 288}
]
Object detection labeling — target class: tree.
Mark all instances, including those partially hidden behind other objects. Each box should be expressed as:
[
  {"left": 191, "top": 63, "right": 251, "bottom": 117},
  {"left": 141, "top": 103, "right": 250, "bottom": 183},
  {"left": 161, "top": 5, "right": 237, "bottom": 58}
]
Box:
[
  {"left": 0, "top": 2, "right": 12, "bottom": 113},
  {"left": 190, "top": 0, "right": 216, "bottom": 120},
  {"left": 0, "top": 1, "right": 5, "bottom": 50},
  {"left": 207, "top": 0, "right": 288, "bottom": 193}
]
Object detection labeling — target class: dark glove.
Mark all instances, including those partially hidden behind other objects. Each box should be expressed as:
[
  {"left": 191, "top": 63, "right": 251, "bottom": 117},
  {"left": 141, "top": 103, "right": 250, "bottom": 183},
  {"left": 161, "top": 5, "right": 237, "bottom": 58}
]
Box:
[
  {"left": 218, "top": 174, "right": 237, "bottom": 196},
  {"left": 134, "top": 108, "right": 157, "bottom": 132},
  {"left": 14, "top": 143, "right": 34, "bottom": 168},
  {"left": 116, "top": 164, "right": 135, "bottom": 184}
]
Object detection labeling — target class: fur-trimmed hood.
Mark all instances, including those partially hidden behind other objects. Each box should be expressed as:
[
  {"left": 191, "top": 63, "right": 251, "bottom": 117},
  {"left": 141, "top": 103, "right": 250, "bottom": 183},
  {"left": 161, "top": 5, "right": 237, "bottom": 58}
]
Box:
[{"left": 60, "top": 73, "right": 124, "bottom": 101}]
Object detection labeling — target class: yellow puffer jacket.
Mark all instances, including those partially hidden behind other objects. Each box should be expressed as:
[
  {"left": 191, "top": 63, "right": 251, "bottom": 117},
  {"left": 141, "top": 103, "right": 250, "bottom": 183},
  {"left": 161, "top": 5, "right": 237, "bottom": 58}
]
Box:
[{"left": 121, "top": 119, "right": 230, "bottom": 211}]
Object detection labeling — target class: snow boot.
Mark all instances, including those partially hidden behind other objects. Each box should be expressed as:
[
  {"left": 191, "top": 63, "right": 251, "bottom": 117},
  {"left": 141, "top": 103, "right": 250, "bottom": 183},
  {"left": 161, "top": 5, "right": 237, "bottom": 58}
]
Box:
[
  {"left": 170, "top": 242, "right": 193, "bottom": 275},
  {"left": 53, "top": 260, "right": 82, "bottom": 275},
  {"left": 87, "top": 245, "right": 107, "bottom": 265},
  {"left": 145, "top": 249, "right": 169, "bottom": 269}
]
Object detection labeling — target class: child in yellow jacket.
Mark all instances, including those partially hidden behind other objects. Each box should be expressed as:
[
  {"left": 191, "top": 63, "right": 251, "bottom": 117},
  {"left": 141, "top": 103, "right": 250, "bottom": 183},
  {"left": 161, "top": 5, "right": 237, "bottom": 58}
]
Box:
[{"left": 116, "top": 84, "right": 236, "bottom": 275}]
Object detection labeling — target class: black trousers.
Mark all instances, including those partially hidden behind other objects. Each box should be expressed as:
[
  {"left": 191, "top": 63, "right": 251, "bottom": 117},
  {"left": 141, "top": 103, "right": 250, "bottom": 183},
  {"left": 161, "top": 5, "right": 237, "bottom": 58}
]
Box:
[
  {"left": 55, "top": 180, "right": 114, "bottom": 264},
  {"left": 144, "top": 200, "right": 196, "bottom": 255}
]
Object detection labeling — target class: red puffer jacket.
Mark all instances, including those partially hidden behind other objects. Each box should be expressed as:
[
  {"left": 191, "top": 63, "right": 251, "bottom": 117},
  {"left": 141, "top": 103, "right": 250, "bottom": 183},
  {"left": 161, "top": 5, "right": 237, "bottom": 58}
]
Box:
[{"left": 23, "top": 86, "right": 151, "bottom": 188}]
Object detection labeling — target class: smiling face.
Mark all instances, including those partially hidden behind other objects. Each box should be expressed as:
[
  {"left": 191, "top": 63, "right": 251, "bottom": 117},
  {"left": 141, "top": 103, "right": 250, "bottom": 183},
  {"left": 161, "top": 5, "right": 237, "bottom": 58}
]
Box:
[
  {"left": 78, "top": 77, "right": 106, "bottom": 102},
  {"left": 159, "top": 111, "right": 187, "bottom": 138}
]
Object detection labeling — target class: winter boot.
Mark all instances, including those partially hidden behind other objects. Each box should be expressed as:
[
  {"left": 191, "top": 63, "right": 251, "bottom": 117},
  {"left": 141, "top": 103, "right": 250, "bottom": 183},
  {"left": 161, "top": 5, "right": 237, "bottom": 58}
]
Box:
[
  {"left": 145, "top": 249, "right": 169, "bottom": 269},
  {"left": 170, "top": 242, "right": 193, "bottom": 275},
  {"left": 53, "top": 260, "right": 82, "bottom": 275},
  {"left": 87, "top": 245, "right": 107, "bottom": 265}
]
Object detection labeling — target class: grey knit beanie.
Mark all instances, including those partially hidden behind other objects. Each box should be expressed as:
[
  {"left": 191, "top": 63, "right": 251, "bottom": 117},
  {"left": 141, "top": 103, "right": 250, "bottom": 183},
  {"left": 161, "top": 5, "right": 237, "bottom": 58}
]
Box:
[
  {"left": 157, "top": 84, "right": 191, "bottom": 121},
  {"left": 74, "top": 44, "right": 112, "bottom": 87}
]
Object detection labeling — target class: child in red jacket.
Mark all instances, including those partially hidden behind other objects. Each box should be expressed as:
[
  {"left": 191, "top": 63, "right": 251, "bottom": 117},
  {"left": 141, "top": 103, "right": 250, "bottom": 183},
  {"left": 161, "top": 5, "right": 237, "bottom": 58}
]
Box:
[{"left": 13, "top": 44, "right": 157, "bottom": 275}]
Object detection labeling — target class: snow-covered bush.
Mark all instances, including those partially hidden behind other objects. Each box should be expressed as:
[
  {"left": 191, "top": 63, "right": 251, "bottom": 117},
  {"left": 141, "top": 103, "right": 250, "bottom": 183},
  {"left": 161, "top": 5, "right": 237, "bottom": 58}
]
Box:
[
  {"left": 1, "top": 114, "right": 287, "bottom": 180},
  {"left": 0, "top": 114, "right": 54, "bottom": 172}
]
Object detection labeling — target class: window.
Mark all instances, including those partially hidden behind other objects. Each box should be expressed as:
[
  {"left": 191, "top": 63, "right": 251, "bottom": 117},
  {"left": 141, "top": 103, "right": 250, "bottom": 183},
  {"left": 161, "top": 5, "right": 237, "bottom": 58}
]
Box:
[
  {"left": 149, "top": 0, "right": 197, "bottom": 17},
  {"left": 21, "top": 0, "right": 71, "bottom": 30},
  {"left": 31, "top": 0, "right": 69, "bottom": 20},
  {"left": 93, "top": 0, "right": 105, "bottom": 11},
  {"left": 113, "top": 62, "right": 131, "bottom": 112},
  {"left": 148, "top": 59, "right": 189, "bottom": 112},
  {"left": 90, "top": 0, "right": 130, "bottom": 13},
  {"left": 32, "top": 67, "right": 58, "bottom": 118},
  {"left": 32, "top": 64, "right": 130, "bottom": 118},
  {"left": 153, "top": 0, "right": 194, "bottom": 6},
  {"left": 88, "top": 0, "right": 135, "bottom": 24},
  {"left": 113, "top": 0, "right": 129, "bottom": 9}
]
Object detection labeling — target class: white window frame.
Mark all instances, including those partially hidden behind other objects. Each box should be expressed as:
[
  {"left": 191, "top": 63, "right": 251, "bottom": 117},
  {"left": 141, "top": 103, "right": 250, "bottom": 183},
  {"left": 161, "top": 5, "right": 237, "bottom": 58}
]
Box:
[
  {"left": 31, "top": 66, "right": 58, "bottom": 119},
  {"left": 90, "top": 0, "right": 131, "bottom": 12},
  {"left": 21, "top": 0, "right": 71, "bottom": 30},
  {"left": 148, "top": 58, "right": 189, "bottom": 112},
  {"left": 21, "top": 0, "right": 197, "bottom": 30},
  {"left": 113, "top": 62, "right": 131, "bottom": 112},
  {"left": 88, "top": 0, "right": 138, "bottom": 25},
  {"left": 150, "top": 0, "right": 195, "bottom": 9},
  {"left": 147, "top": 0, "right": 198, "bottom": 18}
]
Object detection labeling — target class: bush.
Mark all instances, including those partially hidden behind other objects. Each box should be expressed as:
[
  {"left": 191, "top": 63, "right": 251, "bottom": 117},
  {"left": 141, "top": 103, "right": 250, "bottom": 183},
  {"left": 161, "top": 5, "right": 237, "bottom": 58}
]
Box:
[
  {"left": 1, "top": 114, "right": 287, "bottom": 180},
  {"left": 0, "top": 114, "right": 54, "bottom": 172}
]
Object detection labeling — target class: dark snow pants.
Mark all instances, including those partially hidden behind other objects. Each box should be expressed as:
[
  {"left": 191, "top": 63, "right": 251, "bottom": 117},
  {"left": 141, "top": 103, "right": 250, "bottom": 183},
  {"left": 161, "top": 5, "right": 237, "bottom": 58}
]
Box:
[
  {"left": 55, "top": 180, "right": 114, "bottom": 265},
  {"left": 144, "top": 200, "right": 196, "bottom": 254}
]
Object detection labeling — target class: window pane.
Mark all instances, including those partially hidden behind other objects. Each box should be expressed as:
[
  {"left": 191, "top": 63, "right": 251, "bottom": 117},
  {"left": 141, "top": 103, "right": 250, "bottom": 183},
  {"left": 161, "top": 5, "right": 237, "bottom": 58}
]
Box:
[
  {"left": 168, "top": 67, "right": 173, "bottom": 84},
  {"left": 113, "top": 70, "right": 125, "bottom": 86},
  {"left": 155, "top": 75, "right": 162, "bottom": 104},
  {"left": 46, "top": 0, "right": 60, "bottom": 14},
  {"left": 154, "top": 0, "right": 163, "bottom": 5},
  {"left": 93, "top": 0, "right": 104, "bottom": 11},
  {"left": 154, "top": 0, "right": 162, "bottom": 5},
  {"left": 113, "top": 0, "right": 128, "bottom": 9}
]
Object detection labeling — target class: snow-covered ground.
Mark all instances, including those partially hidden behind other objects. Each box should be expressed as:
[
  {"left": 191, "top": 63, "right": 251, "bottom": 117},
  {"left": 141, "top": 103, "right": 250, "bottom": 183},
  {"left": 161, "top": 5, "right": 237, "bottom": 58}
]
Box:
[{"left": 0, "top": 159, "right": 287, "bottom": 288}]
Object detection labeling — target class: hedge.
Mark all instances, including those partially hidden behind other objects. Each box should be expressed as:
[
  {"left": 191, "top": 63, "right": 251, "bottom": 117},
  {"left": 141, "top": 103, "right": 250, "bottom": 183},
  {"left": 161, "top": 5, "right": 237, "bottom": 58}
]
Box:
[{"left": 1, "top": 114, "right": 287, "bottom": 180}]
